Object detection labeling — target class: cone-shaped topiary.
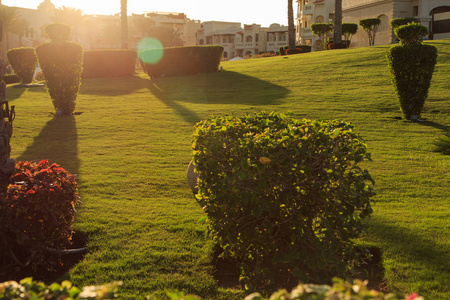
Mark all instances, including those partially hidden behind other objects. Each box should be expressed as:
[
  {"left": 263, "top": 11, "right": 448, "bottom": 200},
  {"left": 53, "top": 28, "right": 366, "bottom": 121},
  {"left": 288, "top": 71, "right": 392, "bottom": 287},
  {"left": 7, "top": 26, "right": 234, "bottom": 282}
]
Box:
[
  {"left": 7, "top": 47, "right": 38, "bottom": 84},
  {"left": 386, "top": 23, "right": 437, "bottom": 120},
  {"left": 36, "top": 23, "right": 83, "bottom": 116}
]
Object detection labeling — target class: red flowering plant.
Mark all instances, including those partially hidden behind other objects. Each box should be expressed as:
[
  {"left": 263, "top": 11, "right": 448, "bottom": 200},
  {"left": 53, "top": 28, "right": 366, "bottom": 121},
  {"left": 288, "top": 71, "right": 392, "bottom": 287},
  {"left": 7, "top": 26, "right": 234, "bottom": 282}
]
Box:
[{"left": 0, "top": 160, "right": 79, "bottom": 270}]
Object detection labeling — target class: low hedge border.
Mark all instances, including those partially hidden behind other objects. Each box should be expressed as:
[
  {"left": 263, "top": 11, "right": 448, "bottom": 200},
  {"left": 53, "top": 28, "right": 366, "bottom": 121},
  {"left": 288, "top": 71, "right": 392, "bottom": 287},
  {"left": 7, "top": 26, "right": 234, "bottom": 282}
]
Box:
[{"left": 82, "top": 50, "right": 137, "bottom": 78}]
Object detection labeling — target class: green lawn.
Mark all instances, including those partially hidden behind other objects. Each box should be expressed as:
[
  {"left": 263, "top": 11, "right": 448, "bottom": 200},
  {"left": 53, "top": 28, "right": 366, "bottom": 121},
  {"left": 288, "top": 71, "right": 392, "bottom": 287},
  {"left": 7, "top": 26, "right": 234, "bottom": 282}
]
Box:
[{"left": 5, "top": 40, "right": 450, "bottom": 299}]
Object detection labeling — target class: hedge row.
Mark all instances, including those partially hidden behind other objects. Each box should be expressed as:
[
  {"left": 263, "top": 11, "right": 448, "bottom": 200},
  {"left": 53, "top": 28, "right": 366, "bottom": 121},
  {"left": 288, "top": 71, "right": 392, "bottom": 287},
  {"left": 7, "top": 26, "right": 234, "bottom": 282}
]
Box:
[
  {"left": 82, "top": 50, "right": 137, "bottom": 78},
  {"left": 0, "top": 277, "right": 423, "bottom": 300},
  {"left": 140, "top": 45, "right": 224, "bottom": 78},
  {"left": 6, "top": 47, "right": 37, "bottom": 84},
  {"left": 279, "top": 45, "right": 312, "bottom": 55},
  {"left": 3, "top": 74, "right": 20, "bottom": 84}
]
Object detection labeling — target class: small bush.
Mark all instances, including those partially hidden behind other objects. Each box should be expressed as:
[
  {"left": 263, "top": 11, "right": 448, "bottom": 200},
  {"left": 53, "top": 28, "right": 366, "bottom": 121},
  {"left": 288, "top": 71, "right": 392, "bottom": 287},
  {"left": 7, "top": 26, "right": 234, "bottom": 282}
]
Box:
[
  {"left": 328, "top": 42, "right": 348, "bottom": 50},
  {"left": 390, "top": 17, "right": 417, "bottom": 29},
  {"left": 0, "top": 160, "right": 79, "bottom": 270},
  {"left": 0, "top": 278, "right": 121, "bottom": 299},
  {"left": 433, "top": 131, "right": 450, "bottom": 155},
  {"left": 36, "top": 23, "right": 83, "bottom": 115},
  {"left": 192, "top": 112, "right": 374, "bottom": 291},
  {"left": 45, "top": 22, "right": 71, "bottom": 42},
  {"left": 359, "top": 18, "right": 381, "bottom": 46},
  {"left": 342, "top": 23, "right": 358, "bottom": 46},
  {"left": 140, "top": 46, "right": 223, "bottom": 78},
  {"left": 3, "top": 74, "right": 20, "bottom": 84},
  {"left": 394, "top": 23, "right": 429, "bottom": 45},
  {"left": 82, "top": 50, "right": 137, "bottom": 78},
  {"left": 279, "top": 45, "right": 311, "bottom": 55},
  {"left": 6, "top": 47, "right": 37, "bottom": 84},
  {"left": 386, "top": 23, "right": 437, "bottom": 120}
]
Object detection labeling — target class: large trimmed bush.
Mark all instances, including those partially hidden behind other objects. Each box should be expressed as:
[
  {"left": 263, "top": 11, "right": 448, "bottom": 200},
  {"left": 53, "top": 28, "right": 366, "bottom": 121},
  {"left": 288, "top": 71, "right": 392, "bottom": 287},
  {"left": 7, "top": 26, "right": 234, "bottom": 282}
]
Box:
[
  {"left": 386, "top": 23, "right": 437, "bottom": 120},
  {"left": 0, "top": 160, "right": 79, "bottom": 270},
  {"left": 192, "top": 112, "right": 374, "bottom": 291},
  {"left": 140, "top": 46, "right": 223, "bottom": 78},
  {"left": 36, "top": 23, "right": 83, "bottom": 116},
  {"left": 390, "top": 17, "right": 417, "bottom": 30},
  {"left": 82, "top": 50, "right": 137, "bottom": 78},
  {"left": 6, "top": 47, "right": 37, "bottom": 84}
]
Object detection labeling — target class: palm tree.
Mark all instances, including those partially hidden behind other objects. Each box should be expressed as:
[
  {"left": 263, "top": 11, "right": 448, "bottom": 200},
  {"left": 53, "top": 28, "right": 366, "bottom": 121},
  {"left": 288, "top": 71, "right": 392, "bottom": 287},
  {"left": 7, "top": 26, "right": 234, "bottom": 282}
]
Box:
[
  {"left": 121, "top": 0, "right": 128, "bottom": 49},
  {"left": 9, "top": 18, "right": 29, "bottom": 47},
  {"left": 287, "top": 0, "right": 296, "bottom": 52},
  {"left": 0, "top": 5, "right": 17, "bottom": 57},
  {"left": 333, "top": 0, "right": 342, "bottom": 44}
]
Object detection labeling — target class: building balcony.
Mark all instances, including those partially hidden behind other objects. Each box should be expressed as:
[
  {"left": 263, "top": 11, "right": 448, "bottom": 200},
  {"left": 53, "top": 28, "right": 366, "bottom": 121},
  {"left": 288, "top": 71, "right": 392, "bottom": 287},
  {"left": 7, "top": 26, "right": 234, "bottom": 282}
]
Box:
[
  {"left": 302, "top": 5, "right": 313, "bottom": 15},
  {"left": 301, "top": 28, "right": 313, "bottom": 37}
]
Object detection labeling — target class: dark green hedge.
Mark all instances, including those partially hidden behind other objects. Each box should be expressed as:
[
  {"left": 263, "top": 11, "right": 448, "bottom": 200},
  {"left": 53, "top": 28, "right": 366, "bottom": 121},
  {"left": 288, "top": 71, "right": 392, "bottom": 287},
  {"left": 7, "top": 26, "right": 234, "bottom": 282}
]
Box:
[
  {"left": 36, "top": 41, "right": 83, "bottom": 115},
  {"left": 386, "top": 43, "right": 437, "bottom": 119},
  {"left": 140, "top": 45, "right": 223, "bottom": 78},
  {"left": 82, "top": 50, "right": 137, "bottom": 78},
  {"left": 4, "top": 74, "right": 20, "bottom": 84},
  {"left": 7, "top": 47, "right": 37, "bottom": 84},
  {"left": 279, "top": 45, "right": 312, "bottom": 55}
]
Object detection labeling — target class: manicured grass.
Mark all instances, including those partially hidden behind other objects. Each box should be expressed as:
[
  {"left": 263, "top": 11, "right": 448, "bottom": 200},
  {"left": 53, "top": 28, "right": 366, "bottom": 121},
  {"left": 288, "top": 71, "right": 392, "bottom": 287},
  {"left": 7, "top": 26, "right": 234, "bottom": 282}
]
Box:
[{"left": 5, "top": 39, "right": 449, "bottom": 299}]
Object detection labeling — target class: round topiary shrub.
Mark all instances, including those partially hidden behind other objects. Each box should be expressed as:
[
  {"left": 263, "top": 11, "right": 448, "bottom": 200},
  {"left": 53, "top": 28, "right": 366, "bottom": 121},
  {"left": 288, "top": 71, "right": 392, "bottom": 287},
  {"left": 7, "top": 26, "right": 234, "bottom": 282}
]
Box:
[
  {"left": 6, "top": 47, "right": 37, "bottom": 84},
  {"left": 0, "top": 160, "right": 79, "bottom": 270},
  {"left": 386, "top": 23, "right": 437, "bottom": 120},
  {"left": 36, "top": 23, "right": 83, "bottom": 116},
  {"left": 192, "top": 112, "right": 375, "bottom": 291}
]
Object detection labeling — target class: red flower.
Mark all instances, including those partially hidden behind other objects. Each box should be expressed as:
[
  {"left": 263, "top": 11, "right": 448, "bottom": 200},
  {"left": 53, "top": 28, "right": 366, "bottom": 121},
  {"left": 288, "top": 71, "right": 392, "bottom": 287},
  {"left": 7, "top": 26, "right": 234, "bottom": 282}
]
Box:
[
  {"left": 26, "top": 190, "right": 36, "bottom": 195},
  {"left": 407, "top": 293, "right": 418, "bottom": 300}
]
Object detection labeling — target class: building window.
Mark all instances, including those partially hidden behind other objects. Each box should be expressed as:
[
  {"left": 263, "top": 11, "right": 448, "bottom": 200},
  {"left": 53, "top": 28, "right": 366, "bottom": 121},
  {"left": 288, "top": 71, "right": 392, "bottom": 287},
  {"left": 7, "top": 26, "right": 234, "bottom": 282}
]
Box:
[
  {"left": 255, "top": 34, "right": 259, "bottom": 42},
  {"left": 413, "top": 6, "right": 419, "bottom": 16},
  {"left": 246, "top": 35, "right": 253, "bottom": 42}
]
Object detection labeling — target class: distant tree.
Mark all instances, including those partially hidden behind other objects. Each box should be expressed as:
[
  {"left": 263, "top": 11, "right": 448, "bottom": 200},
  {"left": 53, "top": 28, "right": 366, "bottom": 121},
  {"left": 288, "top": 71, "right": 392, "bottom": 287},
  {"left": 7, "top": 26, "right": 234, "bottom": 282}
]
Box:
[
  {"left": 148, "top": 26, "right": 183, "bottom": 47},
  {"left": 333, "top": 0, "right": 342, "bottom": 44},
  {"left": 51, "top": 6, "right": 84, "bottom": 42},
  {"left": 121, "top": 0, "right": 128, "bottom": 49},
  {"left": 359, "top": 18, "right": 381, "bottom": 46},
  {"left": 287, "top": 0, "right": 296, "bottom": 52},
  {"left": 131, "top": 14, "right": 155, "bottom": 37},
  {"left": 37, "top": 0, "right": 56, "bottom": 12},
  {"left": 342, "top": 23, "right": 358, "bottom": 47},
  {"left": 0, "top": 5, "right": 17, "bottom": 56},
  {"left": 311, "top": 22, "right": 333, "bottom": 49},
  {"left": 102, "top": 21, "right": 121, "bottom": 46},
  {"left": 9, "top": 18, "right": 29, "bottom": 47}
]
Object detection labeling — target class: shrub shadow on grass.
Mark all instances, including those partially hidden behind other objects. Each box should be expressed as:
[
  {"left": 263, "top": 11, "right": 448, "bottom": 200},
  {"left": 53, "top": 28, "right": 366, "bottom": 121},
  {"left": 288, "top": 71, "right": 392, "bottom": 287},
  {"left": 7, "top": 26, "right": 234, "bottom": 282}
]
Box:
[
  {"left": 16, "top": 115, "right": 79, "bottom": 176},
  {"left": 148, "top": 71, "right": 289, "bottom": 106},
  {"left": 367, "top": 219, "right": 450, "bottom": 295}
]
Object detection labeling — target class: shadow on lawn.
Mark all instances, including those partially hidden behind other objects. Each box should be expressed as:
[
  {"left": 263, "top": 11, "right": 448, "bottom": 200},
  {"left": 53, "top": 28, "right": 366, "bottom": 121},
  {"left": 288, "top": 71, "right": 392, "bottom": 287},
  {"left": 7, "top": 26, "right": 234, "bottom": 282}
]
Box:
[
  {"left": 79, "top": 71, "right": 289, "bottom": 106},
  {"left": 367, "top": 218, "right": 449, "bottom": 291},
  {"left": 15, "top": 115, "right": 80, "bottom": 176}
]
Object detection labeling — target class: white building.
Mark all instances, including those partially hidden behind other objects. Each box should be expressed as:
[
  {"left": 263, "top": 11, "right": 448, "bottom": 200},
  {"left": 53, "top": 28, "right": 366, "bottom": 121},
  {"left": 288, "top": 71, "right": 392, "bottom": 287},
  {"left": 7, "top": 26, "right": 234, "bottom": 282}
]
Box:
[
  {"left": 296, "top": 0, "right": 450, "bottom": 49},
  {"left": 143, "top": 12, "right": 201, "bottom": 46},
  {"left": 296, "top": 0, "right": 336, "bottom": 50},
  {"left": 196, "top": 21, "right": 289, "bottom": 59}
]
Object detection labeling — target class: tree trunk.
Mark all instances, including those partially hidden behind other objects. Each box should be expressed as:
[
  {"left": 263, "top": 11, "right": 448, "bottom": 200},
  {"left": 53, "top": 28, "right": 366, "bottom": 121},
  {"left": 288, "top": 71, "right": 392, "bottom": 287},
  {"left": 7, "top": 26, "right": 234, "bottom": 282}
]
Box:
[
  {"left": 120, "top": 0, "right": 128, "bottom": 49},
  {"left": 288, "top": 0, "right": 296, "bottom": 51},
  {"left": 333, "top": 0, "right": 342, "bottom": 44}
]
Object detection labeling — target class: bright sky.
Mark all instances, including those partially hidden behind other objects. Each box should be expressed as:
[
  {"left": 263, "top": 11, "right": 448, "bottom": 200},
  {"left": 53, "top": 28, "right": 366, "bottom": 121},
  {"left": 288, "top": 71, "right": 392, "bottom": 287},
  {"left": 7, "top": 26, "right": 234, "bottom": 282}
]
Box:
[{"left": 2, "top": 0, "right": 289, "bottom": 27}]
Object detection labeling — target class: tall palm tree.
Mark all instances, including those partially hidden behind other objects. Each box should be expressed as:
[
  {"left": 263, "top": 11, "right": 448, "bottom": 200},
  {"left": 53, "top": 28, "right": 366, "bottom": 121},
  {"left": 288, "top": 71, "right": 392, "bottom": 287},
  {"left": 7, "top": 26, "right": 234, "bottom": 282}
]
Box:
[
  {"left": 121, "top": 0, "right": 128, "bottom": 49},
  {"left": 287, "top": 0, "right": 296, "bottom": 52},
  {"left": 333, "top": 0, "right": 342, "bottom": 44},
  {"left": 0, "top": 5, "right": 17, "bottom": 57}
]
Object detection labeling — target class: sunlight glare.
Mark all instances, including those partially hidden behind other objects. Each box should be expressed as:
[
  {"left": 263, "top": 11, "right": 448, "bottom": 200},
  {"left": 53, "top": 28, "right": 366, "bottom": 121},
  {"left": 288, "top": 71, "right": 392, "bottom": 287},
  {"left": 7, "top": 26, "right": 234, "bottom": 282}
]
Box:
[{"left": 137, "top": 38, "right": 164, "bottom": 64}]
